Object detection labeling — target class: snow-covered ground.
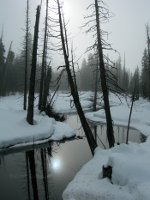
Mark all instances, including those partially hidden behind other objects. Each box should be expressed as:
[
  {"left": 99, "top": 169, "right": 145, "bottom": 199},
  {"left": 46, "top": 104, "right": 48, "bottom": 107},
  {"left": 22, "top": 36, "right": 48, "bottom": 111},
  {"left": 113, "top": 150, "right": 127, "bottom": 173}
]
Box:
[
  {"left": 86, "top": 93, "right": 150, "bottom": 137},
  {"left": 52, "top": 91, "right": 94, "bottom": 113},
  {"left": 0, "top": 91, "right": 94, "bottom": 150},
  {"left": 1, "top": 92, "right": 150, "bottom": 200},
  {"left": 63, "top": 93, "right": 150, "bottom": 200},
  {"left": 0, "top": 94, "right": 75, "bottom": 150}
]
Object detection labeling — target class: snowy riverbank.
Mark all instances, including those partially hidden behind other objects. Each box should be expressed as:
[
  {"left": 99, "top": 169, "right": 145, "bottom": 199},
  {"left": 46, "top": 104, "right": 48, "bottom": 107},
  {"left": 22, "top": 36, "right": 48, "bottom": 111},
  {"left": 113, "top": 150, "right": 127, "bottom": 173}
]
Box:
[
  {"left": 63, "top": 94, "right": 150, "bottom": 200},
  {"left": 0, "top": 94, "right": 75, "bottom": 150},
  {"left": 86, "top": 93, "right": 150, "bottom": 137},
  {"left": 0, "top": 91, "right": 94, "bottom": 150}
]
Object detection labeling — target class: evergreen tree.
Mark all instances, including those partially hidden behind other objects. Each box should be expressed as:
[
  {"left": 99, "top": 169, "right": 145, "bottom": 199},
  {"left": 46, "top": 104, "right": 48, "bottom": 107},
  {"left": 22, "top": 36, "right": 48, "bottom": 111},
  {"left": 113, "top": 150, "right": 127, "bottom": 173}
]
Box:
[
  {"left": 0, "top": 38, "right": 5, "bottom": 65},
  {"left": 141, "top": 48, "right": 149, "bottom": 97},
  {"left": 146, "top": 24, "right": 150, "bottom": 99},
  {"left": 5, "top": 48, "right": 15, "bottom": 94},
  {"left": 115, "top": 56, "right": 130, "bottom": 93},
  {"left": 116, "top": 56, "right": 122, "bottom": 88},
  {"left": 130, "top": 67, "right": 140, "bottom": 100}
]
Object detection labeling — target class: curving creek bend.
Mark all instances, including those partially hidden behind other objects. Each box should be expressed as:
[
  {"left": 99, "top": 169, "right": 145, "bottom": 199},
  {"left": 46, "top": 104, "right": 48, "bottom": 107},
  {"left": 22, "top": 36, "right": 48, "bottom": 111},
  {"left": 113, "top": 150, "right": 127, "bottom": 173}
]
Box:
[{"left": 0, "top": 114, "right": 146, "bottom": 200}]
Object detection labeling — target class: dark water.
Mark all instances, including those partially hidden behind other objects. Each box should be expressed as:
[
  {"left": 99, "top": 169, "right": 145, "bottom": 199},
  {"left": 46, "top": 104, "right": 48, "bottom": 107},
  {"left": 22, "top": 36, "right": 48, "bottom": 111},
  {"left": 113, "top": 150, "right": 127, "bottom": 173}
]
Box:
[{"left": 0, "top": 115, "right": 144, "bottom": 200}]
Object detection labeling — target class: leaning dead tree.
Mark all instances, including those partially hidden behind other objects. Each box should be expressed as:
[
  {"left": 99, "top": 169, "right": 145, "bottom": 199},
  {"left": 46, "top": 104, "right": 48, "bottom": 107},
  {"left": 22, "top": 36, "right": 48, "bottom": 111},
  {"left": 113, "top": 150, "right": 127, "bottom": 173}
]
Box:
[
  {"left": 27, "top": 5, "right": 41, "bottom": 125},
  {"left": 83, "top": 0, "right": 115, "bottom": 147},
  {"left": 56, "top": 0, "right": 97, "bottom": 154},
  {"left": 95, "top": 0, "right": 115, "bottom": 147}
]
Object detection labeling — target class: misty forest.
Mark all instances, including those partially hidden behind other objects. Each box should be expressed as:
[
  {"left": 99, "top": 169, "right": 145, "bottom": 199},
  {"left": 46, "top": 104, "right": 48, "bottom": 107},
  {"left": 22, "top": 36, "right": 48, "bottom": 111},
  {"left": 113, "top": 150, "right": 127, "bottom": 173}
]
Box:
[{"left": 0, "top": 0, "right": 150, "bottom": 200}]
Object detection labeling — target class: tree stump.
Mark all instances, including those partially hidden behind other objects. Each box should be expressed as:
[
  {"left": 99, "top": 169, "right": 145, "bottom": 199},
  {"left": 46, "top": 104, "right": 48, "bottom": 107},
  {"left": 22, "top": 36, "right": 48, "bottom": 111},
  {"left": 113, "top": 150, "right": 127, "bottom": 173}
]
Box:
[{"left": 102, "top": 165, "right": 112, "bottom": 180}]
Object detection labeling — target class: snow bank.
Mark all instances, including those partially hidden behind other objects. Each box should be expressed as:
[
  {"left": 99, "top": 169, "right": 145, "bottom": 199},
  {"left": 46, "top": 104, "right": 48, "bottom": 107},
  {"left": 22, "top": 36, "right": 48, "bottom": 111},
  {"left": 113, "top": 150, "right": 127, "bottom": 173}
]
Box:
[
  {"left": 86, "top": 95, "right": 150, "bottom": 137},
  {"left": 63, "top": 140, "right": 150, "bottom": 200},
  {"left": 0, "top": 94, "right": 75, "bottom": 149},
  {"left": 63, "top": 94, "right": 150, "bottom": 200},
  {"left": 53, "top": 91, "right": 93, "bottom": 113}
]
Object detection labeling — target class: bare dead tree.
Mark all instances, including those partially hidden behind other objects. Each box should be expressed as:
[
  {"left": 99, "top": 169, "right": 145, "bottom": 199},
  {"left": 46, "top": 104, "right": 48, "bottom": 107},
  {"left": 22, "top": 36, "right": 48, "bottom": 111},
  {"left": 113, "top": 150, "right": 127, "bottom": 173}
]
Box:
[
  {"left": 94, "top": 0, "right": 115, "bottom": 147},
  {"left": 27, "top": 5, "right": 41, "bottom": 125},
  {"left": 39, "top": 0, "right": 49, "bottom": 111},
  {"left": 126, "top": 94, "right": 134, "bottom": 144},
  {"left": 56, "top": 0, "right": 97, "bottom": 155},
  {"left": 24, "top": 0, "right": 30, "bottom": 110}
]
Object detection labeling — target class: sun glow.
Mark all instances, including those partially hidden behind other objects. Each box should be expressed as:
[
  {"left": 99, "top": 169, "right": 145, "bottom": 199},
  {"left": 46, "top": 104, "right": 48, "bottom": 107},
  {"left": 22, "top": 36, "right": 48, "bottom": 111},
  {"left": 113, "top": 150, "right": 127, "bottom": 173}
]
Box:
[
  {"left": 51, "top": 158, "right": 61, "bottom": 171},
  {"left": 63, "top": 0, "right": 71, "bottom": 17}
]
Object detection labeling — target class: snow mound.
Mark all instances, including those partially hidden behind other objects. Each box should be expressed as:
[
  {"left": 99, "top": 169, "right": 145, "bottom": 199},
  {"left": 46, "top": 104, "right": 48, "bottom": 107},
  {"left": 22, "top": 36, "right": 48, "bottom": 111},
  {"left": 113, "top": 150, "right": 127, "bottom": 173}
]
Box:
[{"left": 63, "top": 141, "right": 150, "bottom": 200}]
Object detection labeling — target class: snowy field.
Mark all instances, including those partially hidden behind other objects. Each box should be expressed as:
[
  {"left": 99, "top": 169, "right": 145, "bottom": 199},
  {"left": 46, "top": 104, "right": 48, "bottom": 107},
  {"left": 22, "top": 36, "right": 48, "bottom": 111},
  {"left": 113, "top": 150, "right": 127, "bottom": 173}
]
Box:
[{"left": 63, "top": 93, "right": 150, "bottom": 200}]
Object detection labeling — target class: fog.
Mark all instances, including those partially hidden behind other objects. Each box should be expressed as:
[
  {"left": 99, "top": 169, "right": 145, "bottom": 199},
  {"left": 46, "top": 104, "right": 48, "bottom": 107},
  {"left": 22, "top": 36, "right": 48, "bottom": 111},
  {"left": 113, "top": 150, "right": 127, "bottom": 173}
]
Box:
[{"left": 0, "top": 0, "right": 150, "bottom": 71}]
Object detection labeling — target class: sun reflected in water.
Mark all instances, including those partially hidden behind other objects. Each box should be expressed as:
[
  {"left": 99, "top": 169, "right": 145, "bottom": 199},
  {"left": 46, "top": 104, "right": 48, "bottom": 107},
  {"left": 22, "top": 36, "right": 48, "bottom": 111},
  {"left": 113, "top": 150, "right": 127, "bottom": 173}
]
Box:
[{"left": 51, "top": 158, "right": 62, "bottom": 171}]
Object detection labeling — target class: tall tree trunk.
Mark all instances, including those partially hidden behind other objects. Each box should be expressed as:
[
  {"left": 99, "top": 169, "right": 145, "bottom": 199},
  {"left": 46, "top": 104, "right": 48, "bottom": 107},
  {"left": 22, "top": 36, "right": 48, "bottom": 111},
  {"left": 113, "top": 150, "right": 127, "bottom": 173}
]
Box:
[
  {"left": 27, "top": 6, "right": 40, "bottom": 125},
  {"left": 24, "top": 0, "right": 29, "bottom": 110},
  {"left": 126, "top": 94, "right": 134, "bottom": 144},
  {"left": 94, "top": 0, "right": 115, "bottom": 147},
  {"left": 42, "top": 67, "right": 51, "bottom": 111},
  {"left": 39, "top": 0, "right": 48, "bottom": 110},
  {"left": 57, "top": 0, "right": 97, "bottom": 155}
]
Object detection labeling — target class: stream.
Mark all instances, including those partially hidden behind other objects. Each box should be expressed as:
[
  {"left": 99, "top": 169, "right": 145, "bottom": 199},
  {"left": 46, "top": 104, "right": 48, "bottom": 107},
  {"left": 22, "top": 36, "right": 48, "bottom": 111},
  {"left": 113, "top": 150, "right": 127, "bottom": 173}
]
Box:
[{"left": 0, "top": 114, "right": 145, "bottom": 200}]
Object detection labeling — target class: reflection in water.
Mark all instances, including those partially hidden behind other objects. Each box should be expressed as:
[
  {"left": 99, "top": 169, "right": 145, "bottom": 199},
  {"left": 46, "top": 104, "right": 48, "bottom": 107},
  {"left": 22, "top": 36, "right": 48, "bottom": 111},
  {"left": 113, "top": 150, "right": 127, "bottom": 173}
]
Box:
[
  {"left": 0, "top": 138, "right": 92, "bottom": 199},
  {"left": 25, "top": 152, "right": 31, "bottom": 200},
  {"left": 28, "top": 150, "right": 39, "bottom": 200},
  {"left": 0, "top": 114, "right": 146, "bottom": 200},
  {"left": 87, "top": 120, "right": 145, "bottom": 148},
  {"left": 41, "top": 149, "right": 49, "bottom": 200},
  {"left": 51, "top": 158, "right": 61, "bottom": 171}
]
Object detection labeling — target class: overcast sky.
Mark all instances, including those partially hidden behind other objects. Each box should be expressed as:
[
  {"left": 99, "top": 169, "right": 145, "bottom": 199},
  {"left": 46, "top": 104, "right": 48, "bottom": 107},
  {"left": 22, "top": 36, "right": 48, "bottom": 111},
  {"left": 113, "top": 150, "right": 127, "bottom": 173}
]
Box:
[{"left": 0, "top": 0, "right": 150, "bottom": 72}]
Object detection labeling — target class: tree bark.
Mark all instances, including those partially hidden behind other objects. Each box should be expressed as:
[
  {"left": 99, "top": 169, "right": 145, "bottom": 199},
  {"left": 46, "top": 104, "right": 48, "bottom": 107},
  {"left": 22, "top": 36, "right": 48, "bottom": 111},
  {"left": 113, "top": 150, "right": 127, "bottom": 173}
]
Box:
[
  {"left": 39, "top": 0, "right": 48, "bottom": 110},
  {"left": 24, "top": 0, "right": 29, "bottom": 110},
  {"left": 27, "top": 6, "right": 40, "bottom": 125},
  {"left": 41, "top": 67, "right": 51, "bottom": 111}
]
